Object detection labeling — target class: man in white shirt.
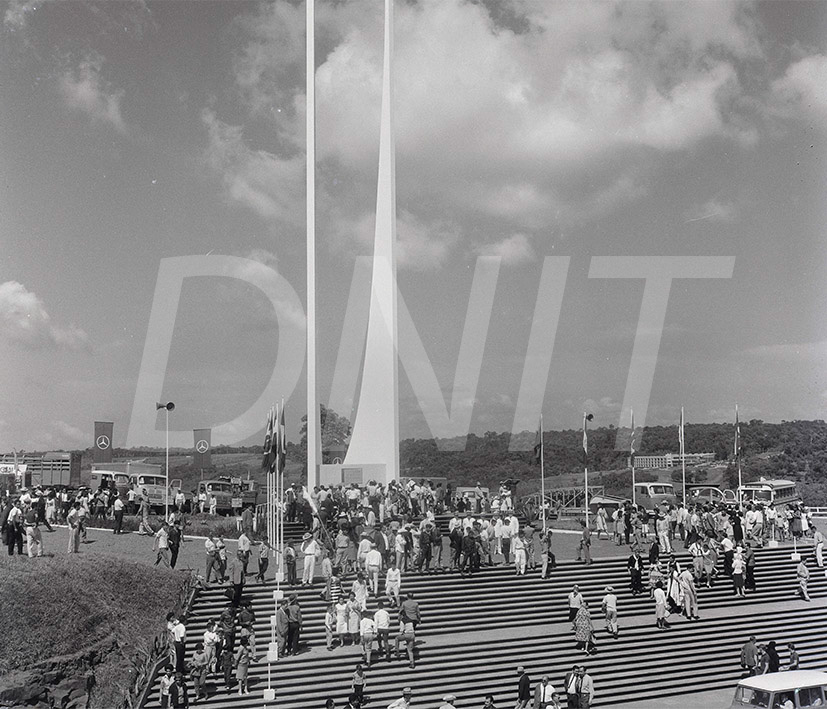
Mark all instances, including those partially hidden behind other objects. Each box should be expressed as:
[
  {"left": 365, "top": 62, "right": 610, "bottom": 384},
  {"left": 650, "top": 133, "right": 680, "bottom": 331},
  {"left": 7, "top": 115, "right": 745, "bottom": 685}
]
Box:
[
  {"left": 66, "top": 503, "right": 81, "bottom": 554},
  {"left": 360, "top": 615, "right": 376, "bottom": 667},
  {"left": 197, "top": 489, "right": 207, "bottom": 514},
  {"left": 237, "top": 531, "right": 252, "bottom": 575},
  {"left": 6, "top": 501, "right": 23, "bottom": 555},
  {"left": 567, "top": 584, "right": 584, "bottom": 625},
  {"left": 365, "top": 543, "right": 383, "bottom": 596},
  {"left": 721, "top": 535, "right": 735, "bottom": 576},
  {"left": 534, "top": 676, "right": 556, "bottom": 709},
  {"left": 204, "top": 533, "right": 220, "bottom": 583},
  {"left": 374, "top": 599, "right": 392, "bottom": 661},
  {"left": 110, "top": 494, "right": 124, "bottom": 535},
  {"left": 166, "top": 613, "right": 187, "bottom": 673},
  {"left": 301, "top": 533, "right": 319, "bottom": 586},
  {"left": 387, "top": 687, "right": 412, "bottom": 709},
  {"left": 154, "top": 523, "right": 171, "bottom": 567}
]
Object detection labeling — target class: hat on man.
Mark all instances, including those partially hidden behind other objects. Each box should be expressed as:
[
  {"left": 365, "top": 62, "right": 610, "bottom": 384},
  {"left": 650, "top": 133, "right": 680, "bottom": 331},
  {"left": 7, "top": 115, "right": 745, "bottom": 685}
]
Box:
[
  {"left": 605, "top": 586, "right": 614, "bottom": 593},
  {"left": 402, "top": 687, "right": 412, "bottom": 695},
  {"left": 517, "top": 665, "right": 525, "bottom": 673},
  {"left": 302, "top": 532, "right": 311, "bottom": 540},
  {"left": 443, "top": 695, "right": 457, "bottom": 702}
]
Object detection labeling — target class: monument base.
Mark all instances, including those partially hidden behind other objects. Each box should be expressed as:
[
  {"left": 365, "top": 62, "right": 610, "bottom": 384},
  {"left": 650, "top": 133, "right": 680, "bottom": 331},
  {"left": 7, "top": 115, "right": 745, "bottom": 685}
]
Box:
[{"left": 319, "top": 463, "right": 388, "bottom": 487}]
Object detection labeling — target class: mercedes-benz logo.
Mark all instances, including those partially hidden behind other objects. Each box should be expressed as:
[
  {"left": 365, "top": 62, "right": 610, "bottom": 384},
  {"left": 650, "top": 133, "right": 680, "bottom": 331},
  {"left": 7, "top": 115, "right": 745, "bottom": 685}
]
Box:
[
  {"left": 195, "top": 439, "right": 210, "bottom": 453},
  {"left": 96, "top": 435, "right": 110, "bottom": 450}
]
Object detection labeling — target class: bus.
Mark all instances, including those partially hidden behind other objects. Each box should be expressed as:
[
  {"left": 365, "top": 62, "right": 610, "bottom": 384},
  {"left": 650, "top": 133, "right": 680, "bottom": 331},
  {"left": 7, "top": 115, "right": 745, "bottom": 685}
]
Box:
[
  {"left": 634, "top": 482, "right": 678, "bottom": 511},
  {"left": 739, "top": 479, "right": 800, "bottom": 511}
]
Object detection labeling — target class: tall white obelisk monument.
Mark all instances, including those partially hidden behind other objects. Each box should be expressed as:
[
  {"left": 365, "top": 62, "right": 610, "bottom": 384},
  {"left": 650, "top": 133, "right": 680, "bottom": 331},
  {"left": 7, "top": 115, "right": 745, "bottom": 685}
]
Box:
[{"left": 343, "top": 0, "right": 400, "bottom": 483}]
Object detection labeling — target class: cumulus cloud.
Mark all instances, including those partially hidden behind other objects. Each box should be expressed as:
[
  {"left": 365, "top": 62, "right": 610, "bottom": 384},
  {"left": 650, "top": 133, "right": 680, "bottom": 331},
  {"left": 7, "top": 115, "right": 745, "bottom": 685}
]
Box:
[
  {"left": 0, "top": 281, "right": 88, "bottom": 350},
  {"left": 59, "top": 55, "right": 127, "bottom": 133},
  {"left": 202, "top": 109, "right": 304, "bottom": 228},
  {"left": 771, "top": 54, "right": 827, "bottom": 122},
  {"left": 474, "top": 233, "right": 535, "bottom": 266},
  {"left": 225, "top": 0, "right": 823, "bottom": 263}
]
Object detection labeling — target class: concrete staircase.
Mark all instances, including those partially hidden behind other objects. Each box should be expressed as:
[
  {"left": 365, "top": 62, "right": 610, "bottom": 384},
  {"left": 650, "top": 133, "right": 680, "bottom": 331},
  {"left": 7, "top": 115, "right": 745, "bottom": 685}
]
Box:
[{"left": 143, "top": 546, "right": 827, "bottom": 708}]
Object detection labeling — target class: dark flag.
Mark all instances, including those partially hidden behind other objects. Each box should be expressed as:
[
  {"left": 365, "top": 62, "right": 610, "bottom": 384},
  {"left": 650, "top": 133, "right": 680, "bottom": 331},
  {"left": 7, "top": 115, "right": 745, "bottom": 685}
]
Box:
[
  {"left": 262, "top": 407, "right": 275, "bottom": 473},
  {"left": 194, "top": 428, "right": 211, "bottom": 469},
  {"left": 533, "top": 418, "right": 543, "bottom": 464},
  {"left": 278, "top": 402, "right": 287, "bottom": 474},
  {"left": 93, "top": 421, "right": 114, "bottom": 464}
]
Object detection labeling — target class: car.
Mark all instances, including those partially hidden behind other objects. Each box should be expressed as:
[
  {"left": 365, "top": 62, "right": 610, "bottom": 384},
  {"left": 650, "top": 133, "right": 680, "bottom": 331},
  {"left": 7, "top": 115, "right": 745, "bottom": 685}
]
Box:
[{"left": 729, "top": 670, "right": 827, "bottom": 708}]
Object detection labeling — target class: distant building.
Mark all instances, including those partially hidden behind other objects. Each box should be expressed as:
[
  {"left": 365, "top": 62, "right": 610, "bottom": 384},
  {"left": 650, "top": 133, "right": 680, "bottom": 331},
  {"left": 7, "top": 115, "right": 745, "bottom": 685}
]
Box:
[{"left": 628, "top": 452, "right": 715, "bottom": 469}]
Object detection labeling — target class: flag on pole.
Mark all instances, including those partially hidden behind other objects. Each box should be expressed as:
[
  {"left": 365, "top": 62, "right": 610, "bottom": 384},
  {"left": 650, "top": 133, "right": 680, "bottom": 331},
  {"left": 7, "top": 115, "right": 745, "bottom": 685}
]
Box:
[
  {"left": 734, "top": 404, "right": 740, "bottom": 458},
  {"left": 630, "top": 409, "right": 636, "bottom": 460},
  {"left": 533, "top": 417, "right": 543, "bottom": 464},
  {"left": 583, "top": 413, "right": 593, "bottom": 456},
  {"left": 679, "top": 407, "right": 685, "bottom": 457},
  {"left": 261, "top": 407, "right": 274, "bottom": 472},
  {"left": 278, "top": 400, "right": 287, "bottom": 473}
]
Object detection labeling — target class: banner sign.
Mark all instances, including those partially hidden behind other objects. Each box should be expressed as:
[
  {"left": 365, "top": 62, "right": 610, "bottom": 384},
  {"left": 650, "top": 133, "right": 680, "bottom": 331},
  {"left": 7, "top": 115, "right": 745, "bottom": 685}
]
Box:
[
  {"left": 193, "top": 428, "right": 212, "bottom": 469},
  {"left": 93, "top": 421, "right": 114, "bottom": 464}
]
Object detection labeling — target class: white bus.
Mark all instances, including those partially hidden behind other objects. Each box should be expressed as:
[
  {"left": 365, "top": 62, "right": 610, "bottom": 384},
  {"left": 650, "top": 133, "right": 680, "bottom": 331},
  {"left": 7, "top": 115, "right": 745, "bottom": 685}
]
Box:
[{"left": 739, "top": 478, "right": 800, "bottom": 511}]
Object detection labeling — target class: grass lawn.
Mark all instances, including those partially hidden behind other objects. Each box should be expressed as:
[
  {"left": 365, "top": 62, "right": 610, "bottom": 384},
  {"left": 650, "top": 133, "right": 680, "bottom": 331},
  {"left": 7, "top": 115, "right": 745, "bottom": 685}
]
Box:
[{"left": 0, "top": 550, "right": 186, "bottom": 708}]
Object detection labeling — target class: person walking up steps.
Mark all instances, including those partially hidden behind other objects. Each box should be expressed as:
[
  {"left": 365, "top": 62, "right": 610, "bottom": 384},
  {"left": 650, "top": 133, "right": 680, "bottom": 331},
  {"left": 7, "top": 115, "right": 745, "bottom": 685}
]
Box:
[
  {"left": 568, "top": 585, "right": 584, "bottom": 627},
  {"left": 601, "top": 586, "right": 618, "bottom": 638}
]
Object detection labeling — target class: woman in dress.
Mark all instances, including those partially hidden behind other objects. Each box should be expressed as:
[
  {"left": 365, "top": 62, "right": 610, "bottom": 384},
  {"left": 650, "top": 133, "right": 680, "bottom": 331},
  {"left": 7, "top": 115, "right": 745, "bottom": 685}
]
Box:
[
  {"left": 233, "top": 636, "right": 251, "bottom": 696},
  {"left": 335, "top": 596, "right": 349, "bottom": 647},
  {"left": 347, "top": 591, "right": 362, "bottom": 645},
  {"left": 352, "top": 572, "right": 369, "bottom": 611},
  {"left": 573, "top": 600, "right": 597, "bottom": 655}
]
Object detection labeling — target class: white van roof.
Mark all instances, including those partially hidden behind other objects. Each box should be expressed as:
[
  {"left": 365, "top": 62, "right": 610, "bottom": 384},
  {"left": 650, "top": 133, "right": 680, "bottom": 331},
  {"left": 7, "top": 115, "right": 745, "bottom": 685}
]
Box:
[{"left": 738, "top": 670, "right": 827, "bottom": 692}]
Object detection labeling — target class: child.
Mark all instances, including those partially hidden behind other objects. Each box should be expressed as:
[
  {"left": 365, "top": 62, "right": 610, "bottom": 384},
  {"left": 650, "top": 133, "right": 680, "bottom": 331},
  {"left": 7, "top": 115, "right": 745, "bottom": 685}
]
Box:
[
  {"left": 234, "top": 637, "right": 251, "bottom": 696},
  {"left": 351, "top": 663, "right": 367, "bottom": 704}
]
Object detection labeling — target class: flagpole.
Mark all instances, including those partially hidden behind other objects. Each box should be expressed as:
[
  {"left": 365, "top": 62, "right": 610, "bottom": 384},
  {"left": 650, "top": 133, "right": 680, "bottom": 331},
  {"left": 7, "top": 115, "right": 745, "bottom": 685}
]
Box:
[
  {"left": 736, "top": 404, "right": 742, "bottom": 506},
  {"left": 681, "top": 407, "right": 686, "bottom": 503},
  {"left": 540, "top": 413, "right": 545, "bottom": 532},
  {"left": 583, "top": 412, "right": 590, "bottom": 529},
  {"left": 630, "top": 409, "right": 636, "bottom": 507}
]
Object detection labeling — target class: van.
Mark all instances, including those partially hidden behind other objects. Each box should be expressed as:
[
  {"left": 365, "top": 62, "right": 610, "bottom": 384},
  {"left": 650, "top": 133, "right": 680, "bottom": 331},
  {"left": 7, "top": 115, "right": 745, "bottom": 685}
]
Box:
[{"left": 729, "top": 670, "right": 827, "bottom": 708}]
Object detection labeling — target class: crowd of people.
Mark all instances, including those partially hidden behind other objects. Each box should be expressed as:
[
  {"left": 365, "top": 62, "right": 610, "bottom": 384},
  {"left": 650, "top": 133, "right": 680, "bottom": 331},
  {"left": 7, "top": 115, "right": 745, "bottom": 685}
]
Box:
[{"left": 2, "top": 476, "right": 824, "bottom": 709}]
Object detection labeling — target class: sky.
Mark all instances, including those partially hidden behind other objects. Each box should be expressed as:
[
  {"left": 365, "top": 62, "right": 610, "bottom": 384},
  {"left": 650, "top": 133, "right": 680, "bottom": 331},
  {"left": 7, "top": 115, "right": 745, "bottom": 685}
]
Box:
[{"left": 1, "top": 0, "right": 826, "bottom": 452}]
